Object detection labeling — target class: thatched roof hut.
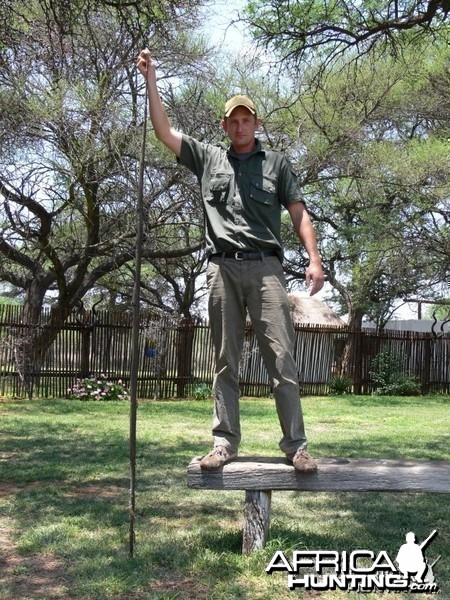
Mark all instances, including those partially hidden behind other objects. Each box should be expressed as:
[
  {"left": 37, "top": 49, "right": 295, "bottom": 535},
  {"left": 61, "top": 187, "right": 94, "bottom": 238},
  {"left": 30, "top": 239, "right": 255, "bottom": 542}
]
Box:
[{"left": 287, "top": 293, "right": 344, "bottom": 326}]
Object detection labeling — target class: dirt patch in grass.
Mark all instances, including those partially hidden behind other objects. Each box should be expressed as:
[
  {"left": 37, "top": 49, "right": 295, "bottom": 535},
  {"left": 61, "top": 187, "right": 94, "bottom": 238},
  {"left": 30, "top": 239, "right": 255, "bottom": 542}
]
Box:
[
  {"left": 0, "top": 480, "right": 124, "bottom": 500},
  {"left": 65, "top": 484, "right": 124, "bottom": 499},
  {"left": 0, "top": 511, "right": 211, "bottom": 600},
  {"left": 0, "top": 481, "right": 122, "bottom": 600},
  {"left": 0, "top": 480, "right": 43, "bottom": 498},
  {"left": 0, "top": 521, "right": 69, "bottom": 600}
]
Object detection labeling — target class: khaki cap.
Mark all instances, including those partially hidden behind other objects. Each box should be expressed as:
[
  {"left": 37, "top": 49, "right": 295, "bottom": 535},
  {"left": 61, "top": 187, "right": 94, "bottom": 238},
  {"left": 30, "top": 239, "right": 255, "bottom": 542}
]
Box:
[{"left": 224, "top": 95, "right": 257, "bottom": 117}]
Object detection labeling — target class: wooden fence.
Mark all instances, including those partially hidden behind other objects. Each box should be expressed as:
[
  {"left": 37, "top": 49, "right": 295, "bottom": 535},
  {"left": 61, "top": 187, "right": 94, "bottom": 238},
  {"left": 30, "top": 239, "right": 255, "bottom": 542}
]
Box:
[{"left": 0, "top": 304, "right": 448, "bottom": 398}]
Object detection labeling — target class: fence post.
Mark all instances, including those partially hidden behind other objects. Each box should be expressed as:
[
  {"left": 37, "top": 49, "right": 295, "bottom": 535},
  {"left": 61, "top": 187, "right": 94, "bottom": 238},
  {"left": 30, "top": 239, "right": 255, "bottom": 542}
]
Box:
[
  {"left": 176, "top": 318, "right": 195, "bottom": 398},
  {"left": 421, "top": 334, "right": 432, "bottom": 394}
]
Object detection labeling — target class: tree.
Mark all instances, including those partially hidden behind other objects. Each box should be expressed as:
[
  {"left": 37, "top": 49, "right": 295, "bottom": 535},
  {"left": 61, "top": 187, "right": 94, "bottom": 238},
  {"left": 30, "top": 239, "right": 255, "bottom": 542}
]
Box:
[
  {"left": 245, "top": 0, "right": 450, "bottom": 67},
  {"left": 424, "top": 300, "right": 450, "bottom": 320},
  {"left": 0, "top": 0, "right": 209, "bottom": 387},
  {"left": 277, "top": 43, "right": 450, "bottom": 329}
]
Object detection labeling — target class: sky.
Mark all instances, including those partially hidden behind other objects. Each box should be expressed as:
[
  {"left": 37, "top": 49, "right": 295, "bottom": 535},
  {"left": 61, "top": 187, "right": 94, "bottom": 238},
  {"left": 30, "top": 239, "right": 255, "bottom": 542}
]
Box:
[{"left": 199, "top": 0, "right": 249, "bottom": 54}]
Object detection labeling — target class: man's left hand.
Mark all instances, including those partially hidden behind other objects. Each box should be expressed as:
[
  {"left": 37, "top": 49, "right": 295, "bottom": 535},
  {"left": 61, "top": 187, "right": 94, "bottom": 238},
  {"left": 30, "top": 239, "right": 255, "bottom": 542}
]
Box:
[{"left": 305, "top": 263, "right": 325, "bottom": 296}]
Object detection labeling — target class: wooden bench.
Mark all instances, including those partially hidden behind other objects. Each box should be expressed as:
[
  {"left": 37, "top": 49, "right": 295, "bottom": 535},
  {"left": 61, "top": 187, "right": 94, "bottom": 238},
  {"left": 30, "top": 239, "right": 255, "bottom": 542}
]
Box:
[{"left": 187, "top": 457, "right": 450, "bottom": 555}]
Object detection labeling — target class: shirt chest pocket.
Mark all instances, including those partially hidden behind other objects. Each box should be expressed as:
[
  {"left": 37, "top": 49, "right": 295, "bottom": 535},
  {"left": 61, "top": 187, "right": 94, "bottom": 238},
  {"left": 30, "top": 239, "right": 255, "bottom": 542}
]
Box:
[
  {"left": 205, "top": 173, "right": 233, "bottom": 204},
  {"left": 250, "top": 175, "right": 277, "bottom": 206}
]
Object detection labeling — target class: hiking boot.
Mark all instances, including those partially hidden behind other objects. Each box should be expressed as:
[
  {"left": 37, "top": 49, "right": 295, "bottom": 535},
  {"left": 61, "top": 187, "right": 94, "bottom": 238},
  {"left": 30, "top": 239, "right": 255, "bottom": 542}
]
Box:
[
  {"left": 199, "top": 445, "right": 237, "bottom": 470},
  {"left": 287, "top": 448, "right": 317, "bottom": 473}
]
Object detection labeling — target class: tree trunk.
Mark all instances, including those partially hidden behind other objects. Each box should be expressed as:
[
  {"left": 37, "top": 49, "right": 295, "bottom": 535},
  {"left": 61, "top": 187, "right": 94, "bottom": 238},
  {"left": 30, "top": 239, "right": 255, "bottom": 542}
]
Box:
[
  {"left": 19, "top": 299, "right": 74, "bottom": 398},
  {"left": 341, "top": 308, "right": 365, "bottom": 393}
]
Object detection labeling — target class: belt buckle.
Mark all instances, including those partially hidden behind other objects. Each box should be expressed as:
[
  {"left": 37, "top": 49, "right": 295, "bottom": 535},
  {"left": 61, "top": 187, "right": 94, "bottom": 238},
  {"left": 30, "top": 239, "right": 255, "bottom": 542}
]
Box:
[{"left": 235, "top": 251, "right": 245, "bottom": 260}]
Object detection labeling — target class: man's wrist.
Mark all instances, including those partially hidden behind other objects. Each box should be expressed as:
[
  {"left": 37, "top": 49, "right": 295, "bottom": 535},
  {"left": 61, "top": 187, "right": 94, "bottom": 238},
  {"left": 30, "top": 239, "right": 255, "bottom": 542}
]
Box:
[{"left": 308, "top": 255, "right": 322, "bottom": 267}]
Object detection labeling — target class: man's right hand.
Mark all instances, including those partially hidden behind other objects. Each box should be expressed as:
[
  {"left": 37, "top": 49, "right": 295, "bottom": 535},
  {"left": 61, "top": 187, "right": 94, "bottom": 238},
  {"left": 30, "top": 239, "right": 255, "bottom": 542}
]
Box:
[
  {"left": 135, "top": 48, "right": 183, "bottom": 157},
  {"left": 136, "top": 48, "right": 155, "bottom": 79}
]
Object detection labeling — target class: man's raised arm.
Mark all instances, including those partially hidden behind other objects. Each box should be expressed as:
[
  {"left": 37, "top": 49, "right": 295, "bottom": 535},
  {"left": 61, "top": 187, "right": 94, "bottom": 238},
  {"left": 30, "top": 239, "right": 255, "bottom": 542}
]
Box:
[{"left": 136, "top": 49, "right": 183, "bottom": 157}]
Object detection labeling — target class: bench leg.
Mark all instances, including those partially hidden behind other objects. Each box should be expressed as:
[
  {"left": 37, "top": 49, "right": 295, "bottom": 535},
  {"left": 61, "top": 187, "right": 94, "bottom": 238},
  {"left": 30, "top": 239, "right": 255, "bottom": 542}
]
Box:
[{"left": 242, "top": 490, "right": 272, "bottom": 555}]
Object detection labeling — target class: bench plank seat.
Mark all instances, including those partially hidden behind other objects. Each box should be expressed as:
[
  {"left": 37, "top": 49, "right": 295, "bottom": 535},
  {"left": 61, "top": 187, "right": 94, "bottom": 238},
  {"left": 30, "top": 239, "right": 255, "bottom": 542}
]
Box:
[
  {"left": 188, "top": 456, "right": 450, "bottom": 493},
  {"left": 187, "top": 457, "right": 450, "bottom": 554}
]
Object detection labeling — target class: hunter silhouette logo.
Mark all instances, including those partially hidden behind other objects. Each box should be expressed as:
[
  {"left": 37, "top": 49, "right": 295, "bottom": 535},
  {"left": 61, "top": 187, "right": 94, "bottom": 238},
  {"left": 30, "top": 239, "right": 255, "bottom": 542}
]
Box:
[
  {"left": 396, "top": 530, "right": 440, "bottom": 588},
  {"left": 266, "top": 530, "right": 440, "bottom": 593}
]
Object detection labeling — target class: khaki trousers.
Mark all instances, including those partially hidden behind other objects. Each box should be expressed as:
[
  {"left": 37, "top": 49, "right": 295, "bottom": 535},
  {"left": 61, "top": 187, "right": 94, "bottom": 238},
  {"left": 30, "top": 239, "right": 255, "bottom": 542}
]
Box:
[{"left": 206, "top": 255, "right": 308, "bottom": 455}]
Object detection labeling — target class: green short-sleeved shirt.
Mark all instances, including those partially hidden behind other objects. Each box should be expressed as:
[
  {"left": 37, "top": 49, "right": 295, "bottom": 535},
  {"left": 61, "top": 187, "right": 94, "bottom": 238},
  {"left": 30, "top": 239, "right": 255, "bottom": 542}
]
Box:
[{"left": 178, "top": 134, "right": 303, "bottom": 260}]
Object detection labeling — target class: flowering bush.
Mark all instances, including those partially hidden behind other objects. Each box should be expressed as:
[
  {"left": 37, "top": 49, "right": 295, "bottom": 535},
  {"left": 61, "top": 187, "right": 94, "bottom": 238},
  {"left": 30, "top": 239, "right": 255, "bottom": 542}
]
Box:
[{"left": 68, "top": 374, "right": 129, "bottom": 401}]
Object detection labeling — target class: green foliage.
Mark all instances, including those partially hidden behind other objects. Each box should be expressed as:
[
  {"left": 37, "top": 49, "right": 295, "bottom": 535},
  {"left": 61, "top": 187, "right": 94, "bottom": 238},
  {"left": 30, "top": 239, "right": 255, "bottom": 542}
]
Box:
[
  {"left": 245, "top": 0, "right": 449, "bottom": 65},
  {"left": 425, "top": 301, "right": 450, "bottom": 321},
  {"left": 280, "top": 41, "right": 450, "bottom": 327},
  {"left": 0, "top": 0, "right": 211, "bottom": 351},
  {"left": 372, "top": 374, "right": 422, "bottom": 397},
  {"left": 370, "top": 349, "right": 421, "bottom": 396},
  {"left": 192, "top": 382, "right": 212, "bottom": 401},
  {"left": 328, "top": 375, "right": 353, "bottom": 395},
  {"left": 370, "top": 348, "right": 405, "bottom": 386},
  {"left": 68, "top": 374, "right": 129, "bottom": 401}
]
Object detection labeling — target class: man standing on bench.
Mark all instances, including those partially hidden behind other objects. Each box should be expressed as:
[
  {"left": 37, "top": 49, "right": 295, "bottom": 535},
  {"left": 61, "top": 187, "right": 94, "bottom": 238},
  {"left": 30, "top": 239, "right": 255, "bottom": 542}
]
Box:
[{"left": 137, "top": 49, "right": 325, "bottom": 472}]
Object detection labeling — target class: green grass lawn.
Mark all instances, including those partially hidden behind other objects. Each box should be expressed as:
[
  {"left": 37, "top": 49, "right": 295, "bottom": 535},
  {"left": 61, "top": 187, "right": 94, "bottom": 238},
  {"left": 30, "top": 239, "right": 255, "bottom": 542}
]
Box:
[{"left": 0, "top": 395, "right": 449, "bottom": 599}]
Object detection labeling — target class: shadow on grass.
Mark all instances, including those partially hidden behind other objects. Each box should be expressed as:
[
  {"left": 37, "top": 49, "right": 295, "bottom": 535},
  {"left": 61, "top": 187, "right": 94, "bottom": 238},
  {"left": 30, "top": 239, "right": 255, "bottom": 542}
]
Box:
[
  {"left": 2, "top": 398, "right": 449, "bottom": 599},
  {"left": 340, "top": 394, "right": 450, "bottom": 407},
  {"left": 5, "top": 484, "right": 450, "bottom": 599},
  {"left": 1, "top": 401, "right": 204, "bottom": 486}
]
